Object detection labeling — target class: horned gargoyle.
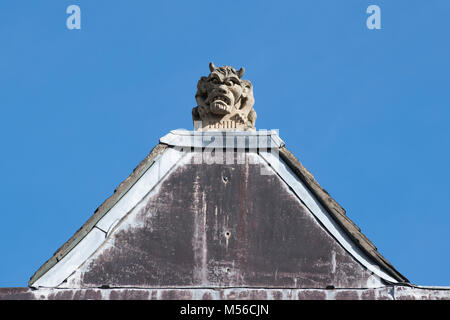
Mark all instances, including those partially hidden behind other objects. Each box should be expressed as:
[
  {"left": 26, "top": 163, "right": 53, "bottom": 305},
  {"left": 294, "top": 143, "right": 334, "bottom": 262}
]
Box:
[{"left": 192, "top": 62, "right": 257, "bottom": 130}]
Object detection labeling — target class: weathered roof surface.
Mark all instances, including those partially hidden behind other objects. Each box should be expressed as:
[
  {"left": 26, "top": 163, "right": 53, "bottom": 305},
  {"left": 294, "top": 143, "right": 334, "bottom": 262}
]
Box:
[
  {"left": 28, "top": 130, "right": 408, "bottom": 287},
  {"left": 278, "top": 147, "right": 408, "bottom": 283},
  {"left": 28, "top": 144, "right": 168, "bottom": 287}
]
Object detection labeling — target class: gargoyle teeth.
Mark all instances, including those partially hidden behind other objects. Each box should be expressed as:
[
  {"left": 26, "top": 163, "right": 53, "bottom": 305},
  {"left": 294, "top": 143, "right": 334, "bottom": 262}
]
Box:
[
  {"left": 210, "top": 100, "right": 231, "bottom": 114},
  {"left": 213, "top": 95, "right": 230, "bottom": 104}
]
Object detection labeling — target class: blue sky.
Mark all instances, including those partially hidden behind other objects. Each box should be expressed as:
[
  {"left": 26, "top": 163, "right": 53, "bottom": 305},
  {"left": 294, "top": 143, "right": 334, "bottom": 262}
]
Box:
[{"left": 1, "top": 0, "right": 449, "bottom": 287}]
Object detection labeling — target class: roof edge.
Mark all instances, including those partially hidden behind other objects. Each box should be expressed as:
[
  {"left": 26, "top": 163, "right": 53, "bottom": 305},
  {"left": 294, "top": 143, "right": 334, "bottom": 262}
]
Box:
[
  {"left": 278, "top": 146, "right": 409, "bottom": 283},
  {"left": 28, "top": 144, "right": 168, "bottom": 287}
]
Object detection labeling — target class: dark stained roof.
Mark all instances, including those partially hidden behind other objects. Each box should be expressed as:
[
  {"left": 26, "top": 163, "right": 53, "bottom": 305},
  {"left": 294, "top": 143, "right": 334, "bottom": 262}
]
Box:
[{"left": 29, "top": 140, "right": 408, "bottom": 287}]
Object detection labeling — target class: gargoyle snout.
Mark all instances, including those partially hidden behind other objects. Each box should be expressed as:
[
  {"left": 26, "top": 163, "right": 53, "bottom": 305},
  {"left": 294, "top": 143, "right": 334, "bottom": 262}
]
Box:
[{"left": 216, "top": 85, "right": 228, "bottom": 94}]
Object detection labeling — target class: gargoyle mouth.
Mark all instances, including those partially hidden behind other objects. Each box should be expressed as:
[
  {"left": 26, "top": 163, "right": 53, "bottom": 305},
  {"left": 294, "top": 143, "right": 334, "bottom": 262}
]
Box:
[
  {"left": 212, "top": 95, "right": 231, "bottom": 105},
  {"left": 210, "top": 95, "right": 232, "bottom": 114}
]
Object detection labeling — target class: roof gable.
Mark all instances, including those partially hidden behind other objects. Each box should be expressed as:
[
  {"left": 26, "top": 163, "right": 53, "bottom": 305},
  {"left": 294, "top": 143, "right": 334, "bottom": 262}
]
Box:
[{"left": 29, "top": 130, "right": 407, "bottom": 288}]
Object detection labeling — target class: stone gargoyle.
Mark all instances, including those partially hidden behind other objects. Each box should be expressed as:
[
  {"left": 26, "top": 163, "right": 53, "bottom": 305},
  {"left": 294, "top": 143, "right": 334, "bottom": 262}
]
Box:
[{"left": 192, "top": 62, "right": 257, "bottom": 130}]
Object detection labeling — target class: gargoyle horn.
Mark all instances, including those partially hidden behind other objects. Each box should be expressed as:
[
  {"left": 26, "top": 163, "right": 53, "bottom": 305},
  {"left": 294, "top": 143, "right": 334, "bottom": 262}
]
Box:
[
  {"left": 238, "top": 67, "right": 245, "bottom": 78},
  {"left": 209, "top": 62, "right": 216, "bottom": 72}
]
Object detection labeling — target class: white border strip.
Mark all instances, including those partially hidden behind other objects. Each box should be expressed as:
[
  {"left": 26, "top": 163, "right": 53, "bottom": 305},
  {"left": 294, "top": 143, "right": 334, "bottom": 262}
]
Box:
[
  {"left": 160, "top": 129, "right": 285, "bottom": 149},
  {"left": 96, "top": 148, "right": 186, "bottom": 231},
  {"left": 33, "top": 228, "right": 106, "bottom": 288}
]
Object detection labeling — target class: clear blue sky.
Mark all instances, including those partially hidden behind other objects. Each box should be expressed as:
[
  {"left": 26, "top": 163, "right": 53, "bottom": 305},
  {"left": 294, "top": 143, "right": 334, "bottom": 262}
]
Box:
[{"left": 1, "top": 0, "right": 449, "bottom": 287}]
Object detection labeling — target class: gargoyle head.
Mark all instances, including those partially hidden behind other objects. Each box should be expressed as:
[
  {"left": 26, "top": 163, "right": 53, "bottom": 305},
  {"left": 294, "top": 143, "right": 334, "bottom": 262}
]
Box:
[{"left": 193, "top": 62, "right": 257, "bottom": 130}]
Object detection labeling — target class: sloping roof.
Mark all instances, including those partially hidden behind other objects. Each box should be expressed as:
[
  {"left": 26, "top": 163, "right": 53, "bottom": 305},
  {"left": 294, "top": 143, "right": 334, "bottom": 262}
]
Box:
[
  {"left": 29, "top": 144, "right": 168, "bottom": 286},
  {"left": 278, "top": 147, "right": 408, "bottom": 283},
  {"left": 29, "top": 130, "right": 408, "bottom": 287}
]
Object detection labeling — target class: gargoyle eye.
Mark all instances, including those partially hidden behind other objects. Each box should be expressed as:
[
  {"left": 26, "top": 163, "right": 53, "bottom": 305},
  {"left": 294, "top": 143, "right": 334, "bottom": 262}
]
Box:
[
  {"left": 211, "top": 77, "right": 219, "bottom": 84},
  {"left": 225, "top": 80, "right": 234, "bottom": 86}
]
